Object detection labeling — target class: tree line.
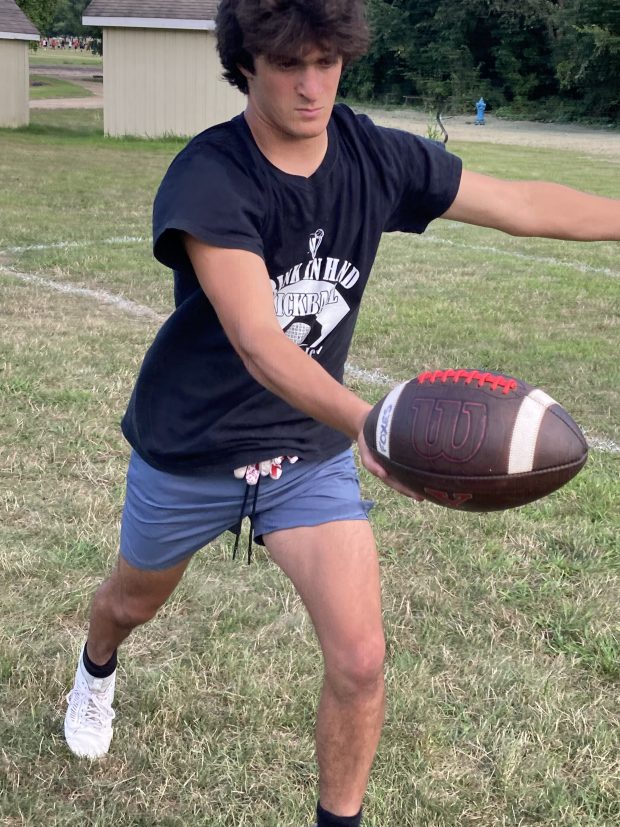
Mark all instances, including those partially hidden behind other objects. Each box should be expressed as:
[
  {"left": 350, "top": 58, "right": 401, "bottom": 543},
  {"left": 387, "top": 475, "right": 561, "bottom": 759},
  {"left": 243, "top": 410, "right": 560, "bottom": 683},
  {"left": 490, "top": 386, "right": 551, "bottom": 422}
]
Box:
[
  {"left": 342, "top": 0, "right": 619, "bottom": 123},
  {"left": 17, "top": 1, "right": 97, "bottom": 41},
  {"left": 18, "top": 0, "right": 619, "bottom": 123}
]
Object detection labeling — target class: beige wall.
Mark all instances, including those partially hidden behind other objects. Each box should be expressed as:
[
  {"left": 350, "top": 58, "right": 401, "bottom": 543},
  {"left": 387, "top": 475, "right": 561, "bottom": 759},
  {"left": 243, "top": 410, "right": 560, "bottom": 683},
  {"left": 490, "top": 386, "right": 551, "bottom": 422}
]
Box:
[
  {"left": 0, "top": 39, "right": 29, "bottom": 128},
  {"left": 103, "top": 27, "right": 246, "bottom": 137}
]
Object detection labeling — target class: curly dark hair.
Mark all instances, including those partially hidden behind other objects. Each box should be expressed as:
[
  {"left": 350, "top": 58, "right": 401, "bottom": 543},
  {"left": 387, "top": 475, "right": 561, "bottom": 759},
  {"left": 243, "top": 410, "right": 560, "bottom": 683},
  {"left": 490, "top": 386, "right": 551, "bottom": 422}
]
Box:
[{"left": 216, "top": 0, "right": 370, "bottom": 94}]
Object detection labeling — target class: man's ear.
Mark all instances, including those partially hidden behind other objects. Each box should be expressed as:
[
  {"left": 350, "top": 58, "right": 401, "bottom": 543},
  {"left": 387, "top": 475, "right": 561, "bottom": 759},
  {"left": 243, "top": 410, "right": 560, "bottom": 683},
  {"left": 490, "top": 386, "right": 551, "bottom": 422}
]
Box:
[
  {"left": 238, "top": 64, "right": 252, "bottom": 82},
  {"left": 237, "top": 54, "right": 256, "bottom": 84}
]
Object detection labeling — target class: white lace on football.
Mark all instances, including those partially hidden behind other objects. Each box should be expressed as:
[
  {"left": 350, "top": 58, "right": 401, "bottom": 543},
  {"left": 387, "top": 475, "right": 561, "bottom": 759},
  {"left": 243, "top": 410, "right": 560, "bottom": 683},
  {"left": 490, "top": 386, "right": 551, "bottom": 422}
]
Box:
[{"left": 234, "top": 455, "right": 298, "bottom": 485}]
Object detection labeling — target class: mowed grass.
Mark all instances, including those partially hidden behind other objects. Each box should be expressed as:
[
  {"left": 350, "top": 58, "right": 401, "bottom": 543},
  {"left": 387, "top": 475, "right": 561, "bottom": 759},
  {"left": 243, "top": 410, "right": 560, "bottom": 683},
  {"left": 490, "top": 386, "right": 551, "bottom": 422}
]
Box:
[
  {"left": 30, "top": 74, "right": 93, "bottom": 100},
  {"left": 29, "top": 48, "right": 103, "bottom": 67},
  {"left": 0, "top": 109, "right": 619, "bottom": 826}
]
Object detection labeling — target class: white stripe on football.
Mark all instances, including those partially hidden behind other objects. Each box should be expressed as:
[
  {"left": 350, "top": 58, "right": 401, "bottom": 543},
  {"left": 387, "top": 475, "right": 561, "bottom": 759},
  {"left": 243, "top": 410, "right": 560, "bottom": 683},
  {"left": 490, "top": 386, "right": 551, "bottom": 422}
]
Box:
[{"left": 508, "top": 389, "right": 557, "bottom": 474}]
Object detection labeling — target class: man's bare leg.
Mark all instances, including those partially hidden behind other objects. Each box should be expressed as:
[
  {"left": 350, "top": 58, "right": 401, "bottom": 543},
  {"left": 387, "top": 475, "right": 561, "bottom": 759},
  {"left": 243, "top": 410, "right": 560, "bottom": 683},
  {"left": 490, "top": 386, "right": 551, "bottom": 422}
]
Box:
[
  {"left": 85, "top": 554, "right": 192, "bottom": 664},
  {"left": 265, "top": 520, "right": 385, "bottom": 817},
  {"left": 65, "top": 554, "right": 192, "bottom": 758}
]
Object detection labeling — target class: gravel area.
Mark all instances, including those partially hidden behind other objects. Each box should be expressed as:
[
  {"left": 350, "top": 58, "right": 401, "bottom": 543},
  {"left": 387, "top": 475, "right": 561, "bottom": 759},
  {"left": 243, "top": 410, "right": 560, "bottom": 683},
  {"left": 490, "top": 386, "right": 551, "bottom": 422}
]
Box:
[{"left": 362, "top": 106, "right": 620, "bottom": 159}]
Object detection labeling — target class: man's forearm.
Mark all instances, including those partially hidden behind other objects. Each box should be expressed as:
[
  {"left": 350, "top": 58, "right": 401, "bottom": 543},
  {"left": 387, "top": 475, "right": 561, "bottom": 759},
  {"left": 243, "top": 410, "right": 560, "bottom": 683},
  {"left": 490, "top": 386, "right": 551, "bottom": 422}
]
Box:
[
  {"left": 240, "top": 328, "right": 371, "bottom": 441},
  {"left": 515, "top": 182, "right": 620, "bottom": 241},
  {"left": 445, "top": 170, "right": 620, "bottom": 241}
]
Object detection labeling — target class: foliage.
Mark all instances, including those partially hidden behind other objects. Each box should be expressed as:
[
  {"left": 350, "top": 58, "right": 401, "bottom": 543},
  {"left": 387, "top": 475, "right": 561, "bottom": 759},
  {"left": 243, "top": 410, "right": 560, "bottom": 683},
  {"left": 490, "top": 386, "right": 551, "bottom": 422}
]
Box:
[
  {"left": 341, "top": 0, "right": 619, "bottom": 123},
  {"left": 17, "top": 0, "right": 101, "bottom": 37},
  {"left": 16, "top": 0, "right": 59, "bottom": 34},
  {"left": 553, "top": 0, "right": 620, "bottom": 121},
  {"left": 49, "top": 0, "right": 100, "bottom": 37}
]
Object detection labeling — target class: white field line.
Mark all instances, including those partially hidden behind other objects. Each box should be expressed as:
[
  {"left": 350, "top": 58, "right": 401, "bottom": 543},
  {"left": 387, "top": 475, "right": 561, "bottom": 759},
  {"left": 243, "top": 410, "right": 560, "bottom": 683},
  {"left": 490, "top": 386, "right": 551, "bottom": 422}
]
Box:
[
  {"left": 422, "top": 235, "right": 620, "bottom": 278},
  {"left": 2, "top": 264, "right": 618, "bottom": 456},
  {"left": 1, "top": 266, "right": 165, "bottom": 322},
  {"left": 2, "top": 234, "right": 619, "bottom": 280},
  {"left": 0, "top": 236, "right": 147, "bottom": 255}
]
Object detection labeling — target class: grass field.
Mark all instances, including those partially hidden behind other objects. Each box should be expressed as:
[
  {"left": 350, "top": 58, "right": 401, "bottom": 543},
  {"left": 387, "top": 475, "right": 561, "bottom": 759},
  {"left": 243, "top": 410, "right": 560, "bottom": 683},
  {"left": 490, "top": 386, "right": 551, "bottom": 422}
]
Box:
[
  {"left": 0, "top": 109, "right": 618, "bottom": 827},
  {"left": 29, "top": 48, "right": 103, "bottom": 67},
  {"left": 30, "top": 74, "right": 93, "bottom": 100}
]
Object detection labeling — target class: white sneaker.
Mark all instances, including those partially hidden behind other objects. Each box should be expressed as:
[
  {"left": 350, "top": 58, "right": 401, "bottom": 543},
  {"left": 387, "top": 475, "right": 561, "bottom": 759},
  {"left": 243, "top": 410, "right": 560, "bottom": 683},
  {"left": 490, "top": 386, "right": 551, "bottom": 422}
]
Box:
[{"left": 64, "top": 651, "right": 116, "bottom": 758}]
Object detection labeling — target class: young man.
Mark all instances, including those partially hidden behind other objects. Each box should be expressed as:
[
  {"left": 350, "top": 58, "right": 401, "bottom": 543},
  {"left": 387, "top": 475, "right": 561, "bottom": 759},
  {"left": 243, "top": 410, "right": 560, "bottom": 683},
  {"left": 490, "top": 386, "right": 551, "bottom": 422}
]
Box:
[{"left": 64, "top": 1, "right": 619, "bottom": 824}]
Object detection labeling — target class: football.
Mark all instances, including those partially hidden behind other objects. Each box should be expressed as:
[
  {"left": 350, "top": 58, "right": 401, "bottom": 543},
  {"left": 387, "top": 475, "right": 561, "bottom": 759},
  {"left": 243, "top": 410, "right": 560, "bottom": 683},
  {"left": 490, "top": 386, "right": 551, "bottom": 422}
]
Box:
[{"left": 363, "top": 369, "right": 588, "bottom": 511}]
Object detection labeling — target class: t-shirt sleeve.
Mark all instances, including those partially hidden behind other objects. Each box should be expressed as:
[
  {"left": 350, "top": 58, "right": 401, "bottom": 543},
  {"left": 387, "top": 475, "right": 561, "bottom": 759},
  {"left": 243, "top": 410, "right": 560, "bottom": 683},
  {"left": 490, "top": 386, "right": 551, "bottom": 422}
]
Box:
[
  {"left": 358, "top": 117, "right": 462, "bottom": 234},
  {"left": 152, "top": 145, "right": 265, "bottom": 272}
]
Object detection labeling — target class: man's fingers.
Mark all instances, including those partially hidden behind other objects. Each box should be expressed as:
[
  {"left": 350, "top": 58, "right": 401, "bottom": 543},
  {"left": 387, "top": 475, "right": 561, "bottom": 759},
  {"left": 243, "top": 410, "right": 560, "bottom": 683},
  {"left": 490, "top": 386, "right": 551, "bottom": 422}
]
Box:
[
  {"left": 357, "top": 422, "right": 424, "bottom": 501},
  {"left": 383, "top": 475, "right": 425, "bottom": 501}
]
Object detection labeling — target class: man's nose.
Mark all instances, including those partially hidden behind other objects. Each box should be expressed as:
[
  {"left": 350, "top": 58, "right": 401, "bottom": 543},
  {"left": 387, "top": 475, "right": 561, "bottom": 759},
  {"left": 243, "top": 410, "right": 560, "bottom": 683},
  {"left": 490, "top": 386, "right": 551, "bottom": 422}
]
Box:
[{"left": 297, "top": 67, "right": 322, "bottom": 99}]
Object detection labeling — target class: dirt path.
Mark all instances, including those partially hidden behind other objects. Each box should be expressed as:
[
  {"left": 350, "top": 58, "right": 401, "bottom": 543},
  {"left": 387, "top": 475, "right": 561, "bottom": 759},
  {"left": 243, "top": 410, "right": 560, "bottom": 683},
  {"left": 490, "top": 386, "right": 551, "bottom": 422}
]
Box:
[
  {"left": 31, "top": 96, "right": 103, "bottom": 109},
  {"left": 365, "top": 107, "right": 620, "bottom": 159},
  {"left": 28, "top": 64, "right": 619, "bottom": 157}
]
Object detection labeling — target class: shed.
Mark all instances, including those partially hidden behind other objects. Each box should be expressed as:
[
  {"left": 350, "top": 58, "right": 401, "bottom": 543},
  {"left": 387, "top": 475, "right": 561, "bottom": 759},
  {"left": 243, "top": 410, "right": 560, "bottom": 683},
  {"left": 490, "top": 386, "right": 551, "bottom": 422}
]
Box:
[
  {"left": 0, "top": 0, "right": 40, "bottom": 128},
  {"left": 82, "top": 1, "right": 245, "bottom": 137}
]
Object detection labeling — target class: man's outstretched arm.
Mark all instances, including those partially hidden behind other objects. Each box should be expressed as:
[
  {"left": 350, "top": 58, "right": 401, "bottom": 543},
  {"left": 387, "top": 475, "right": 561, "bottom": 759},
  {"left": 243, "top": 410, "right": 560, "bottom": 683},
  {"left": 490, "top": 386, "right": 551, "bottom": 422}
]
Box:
[{"left": 443, "top": 170, "right": 620, "bottom": 241}]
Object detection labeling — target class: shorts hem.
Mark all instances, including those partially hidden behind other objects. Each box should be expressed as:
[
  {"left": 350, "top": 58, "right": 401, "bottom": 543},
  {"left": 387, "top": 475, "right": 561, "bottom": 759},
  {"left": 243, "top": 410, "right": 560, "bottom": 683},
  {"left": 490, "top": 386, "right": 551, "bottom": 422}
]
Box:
[
  {"left": 255, "top": 504, "right": 373, "bottom": 542},
  {"left": 119, "top": 545, "right": 204, "bottom": 572}
]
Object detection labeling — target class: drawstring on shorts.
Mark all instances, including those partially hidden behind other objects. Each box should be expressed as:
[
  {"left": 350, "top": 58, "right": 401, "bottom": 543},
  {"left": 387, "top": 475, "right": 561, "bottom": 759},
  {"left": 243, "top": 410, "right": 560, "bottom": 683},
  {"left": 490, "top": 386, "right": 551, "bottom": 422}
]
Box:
[
  {"left": 231, "top": 455, "right": 298, "bottom": 564},
  {"left": 232, "top": 476, "right": 261, "bottom": 565}
]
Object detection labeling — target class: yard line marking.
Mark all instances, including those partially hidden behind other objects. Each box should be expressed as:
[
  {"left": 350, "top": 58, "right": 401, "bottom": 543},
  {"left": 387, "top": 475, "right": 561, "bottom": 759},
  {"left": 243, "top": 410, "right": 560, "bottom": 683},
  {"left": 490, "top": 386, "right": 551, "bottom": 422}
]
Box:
[
  {"left": 1, "top": 237, "right": 147, "bottom": 255},
  {"left": 1, "top": 266, "right": 165, "bottom": 322},
  {"left": 581, "top": 432, "right": 620, "bottom": 456},
  {"left": 2, "top": 264, "right": 618, "bottom": 456},
  {"left": 421, "top": 236, "right": 620, "bottom": 278},
  {"left": 3, "top": 235, "right": 619, "bottom": 280},
  {"left": 344, "top": 365, "right": 397, "bottom": 387}
]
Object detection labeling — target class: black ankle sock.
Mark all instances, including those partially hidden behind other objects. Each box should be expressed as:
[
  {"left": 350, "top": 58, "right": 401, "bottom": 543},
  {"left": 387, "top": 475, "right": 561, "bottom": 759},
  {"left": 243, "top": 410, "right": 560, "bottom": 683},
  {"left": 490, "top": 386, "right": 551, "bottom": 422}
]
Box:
[
  {"left": 83, "top": 643, "right": 117, "bottom": 679},
  {"left": 316, "top": 802, "right": 362, "bottom": 827}
]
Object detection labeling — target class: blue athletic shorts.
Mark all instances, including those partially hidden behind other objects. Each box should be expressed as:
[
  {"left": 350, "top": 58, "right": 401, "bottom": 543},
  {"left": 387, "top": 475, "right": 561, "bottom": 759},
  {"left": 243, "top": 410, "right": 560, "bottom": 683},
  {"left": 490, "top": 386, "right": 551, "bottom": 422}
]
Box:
[{"left": 120, "top": 449, "right": 373, "bottom": 570}]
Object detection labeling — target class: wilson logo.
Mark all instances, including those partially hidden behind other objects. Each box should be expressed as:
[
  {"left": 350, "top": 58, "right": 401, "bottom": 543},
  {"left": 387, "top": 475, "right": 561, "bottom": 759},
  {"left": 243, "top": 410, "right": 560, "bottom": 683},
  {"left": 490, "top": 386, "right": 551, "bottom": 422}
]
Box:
[
  {"left": 411, "top": 398, "right": 487, "bottom": 462},
  {"left": 378, "top": 403, "right": 394, "bottom": 454}
]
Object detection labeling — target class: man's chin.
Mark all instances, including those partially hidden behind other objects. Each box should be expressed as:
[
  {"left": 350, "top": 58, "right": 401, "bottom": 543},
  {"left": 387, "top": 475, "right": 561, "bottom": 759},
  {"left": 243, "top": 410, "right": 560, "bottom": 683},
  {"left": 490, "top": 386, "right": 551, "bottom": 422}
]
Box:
[{"left": 288, "top": 117, "right": 330, "bottom": 139}]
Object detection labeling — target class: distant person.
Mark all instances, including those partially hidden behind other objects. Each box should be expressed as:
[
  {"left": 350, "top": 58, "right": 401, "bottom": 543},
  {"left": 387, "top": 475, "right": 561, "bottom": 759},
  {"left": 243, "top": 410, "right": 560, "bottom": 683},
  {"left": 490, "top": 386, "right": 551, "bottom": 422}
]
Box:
[
  {"left": 64, "top": 2, "right": 620, "bottom": 826},
  {"left": 475, "top": 96, "right": 487, "bottom": 125}
]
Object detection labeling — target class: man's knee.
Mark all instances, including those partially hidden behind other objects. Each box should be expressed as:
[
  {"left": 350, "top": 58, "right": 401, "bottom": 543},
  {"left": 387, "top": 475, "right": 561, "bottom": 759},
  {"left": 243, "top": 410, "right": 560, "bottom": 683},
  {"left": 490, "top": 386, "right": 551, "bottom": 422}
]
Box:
[
  {"left": 112, "top": 594, "right": 161, "bottom": 629},
  {"left": 93, "top": 576, "right": 163, "bottom": 630},
  {"left": 326, "top": 634, "right": 386, "bottom": 697}
]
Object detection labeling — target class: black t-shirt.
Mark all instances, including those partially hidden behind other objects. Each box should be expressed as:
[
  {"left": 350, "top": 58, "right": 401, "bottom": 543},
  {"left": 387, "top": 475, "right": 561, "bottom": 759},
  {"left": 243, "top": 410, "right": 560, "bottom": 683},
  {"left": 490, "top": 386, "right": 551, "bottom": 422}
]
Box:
[{"left": 121, "top": 104, "right": 462, "bottom": 472}]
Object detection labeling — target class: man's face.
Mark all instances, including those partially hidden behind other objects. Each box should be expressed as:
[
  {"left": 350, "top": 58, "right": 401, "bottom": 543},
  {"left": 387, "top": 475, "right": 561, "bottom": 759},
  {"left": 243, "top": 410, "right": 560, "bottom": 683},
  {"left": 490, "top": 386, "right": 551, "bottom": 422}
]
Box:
[{"left": 243, "top": 46, "right": 343, "bottom": 140}]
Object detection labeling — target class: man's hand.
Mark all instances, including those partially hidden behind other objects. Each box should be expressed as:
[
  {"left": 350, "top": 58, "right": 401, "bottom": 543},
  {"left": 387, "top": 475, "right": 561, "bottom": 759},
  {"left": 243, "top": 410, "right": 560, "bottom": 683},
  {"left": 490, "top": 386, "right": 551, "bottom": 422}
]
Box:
[{"left": 357, "top": 425, "right": 425, "bottom": 501}]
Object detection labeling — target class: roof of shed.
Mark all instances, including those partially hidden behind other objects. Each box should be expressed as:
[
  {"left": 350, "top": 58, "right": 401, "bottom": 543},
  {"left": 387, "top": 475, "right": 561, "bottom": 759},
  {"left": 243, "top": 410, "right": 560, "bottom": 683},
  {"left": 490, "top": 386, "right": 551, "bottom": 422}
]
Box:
[
  {"left": 83, "top": 2, "right": 219, "bottom": 21},
  {"left": 0, "top": 0, "right": 40, "bottom": 37}
]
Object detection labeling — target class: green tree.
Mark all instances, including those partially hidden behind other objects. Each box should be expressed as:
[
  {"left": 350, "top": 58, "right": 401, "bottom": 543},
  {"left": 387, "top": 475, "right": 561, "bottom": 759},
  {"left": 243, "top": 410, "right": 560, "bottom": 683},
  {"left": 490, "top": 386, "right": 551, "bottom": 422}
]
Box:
[
  {"left": 341, "top": 0, "right": 413, "bottom": 101},
  {"left": 342, "top": 0, "right": 559, "bottom": 111},
  {"left": 49, "top": 0, "right": 97, "bottom": 37},
  {"left": 554, "top": 0, "right": 619, "bottom": 120},
  {"left": 16, "top": 0, "right": 59, "bottom": 34},
  {"left": 343, "top": 0, "right": 618, "bottom": 120}
]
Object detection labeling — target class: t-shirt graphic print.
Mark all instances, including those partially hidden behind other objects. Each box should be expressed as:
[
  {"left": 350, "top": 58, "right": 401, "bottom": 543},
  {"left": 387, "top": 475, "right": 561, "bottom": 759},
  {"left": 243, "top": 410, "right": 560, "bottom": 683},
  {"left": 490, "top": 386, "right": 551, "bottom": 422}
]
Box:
[{"left": 276, "top": 228, "right": 358, "bottom": 356}]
